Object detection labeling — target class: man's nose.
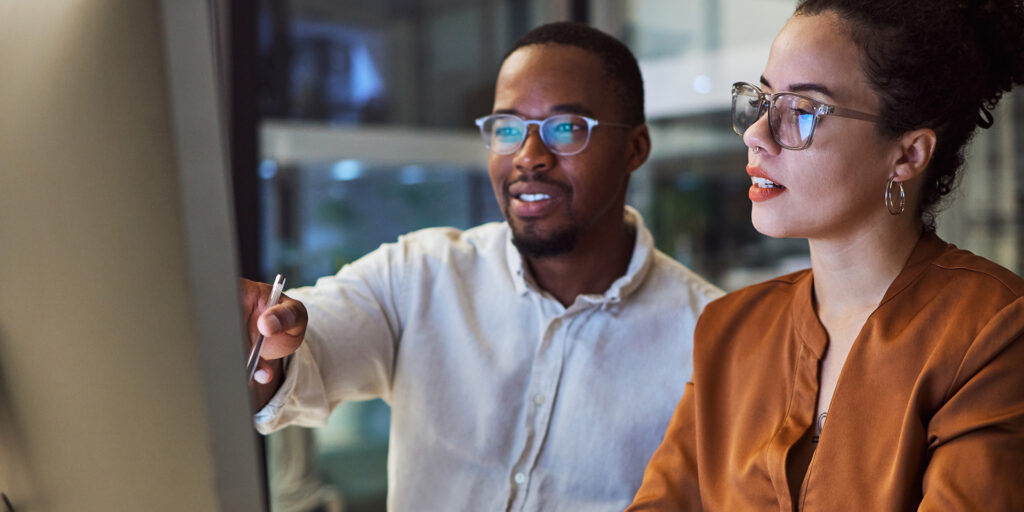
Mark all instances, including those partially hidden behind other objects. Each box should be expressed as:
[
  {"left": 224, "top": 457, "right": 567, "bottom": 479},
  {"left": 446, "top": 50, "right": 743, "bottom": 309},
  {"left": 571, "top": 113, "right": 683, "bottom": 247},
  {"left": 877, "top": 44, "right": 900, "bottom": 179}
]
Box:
[{"left": 514, "top": 126, "right": 556, "bottom": 173}]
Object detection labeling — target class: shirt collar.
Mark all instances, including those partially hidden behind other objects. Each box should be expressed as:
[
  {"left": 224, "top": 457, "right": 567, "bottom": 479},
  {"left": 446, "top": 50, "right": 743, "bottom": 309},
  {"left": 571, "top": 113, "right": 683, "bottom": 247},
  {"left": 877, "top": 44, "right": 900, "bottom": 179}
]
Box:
[
  {"left": 792, "top": 272, "right": 827, "bottom": 359},
  {"left": 877, "top": 231, "right": 948, "bottom": 307},
  {"left": 505, "top": 205, "right": 656, "bottom": 305}
]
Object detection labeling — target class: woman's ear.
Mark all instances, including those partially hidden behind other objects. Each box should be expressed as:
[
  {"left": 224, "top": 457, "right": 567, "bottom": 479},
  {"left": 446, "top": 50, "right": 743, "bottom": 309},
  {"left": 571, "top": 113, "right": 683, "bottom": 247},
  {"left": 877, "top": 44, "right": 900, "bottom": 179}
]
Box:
[
  {"left": 626, "top": 124, "right": 652, "bottom": 173},
  {"left": 891, "top": 127, "right": 937, "bottom": 182}
]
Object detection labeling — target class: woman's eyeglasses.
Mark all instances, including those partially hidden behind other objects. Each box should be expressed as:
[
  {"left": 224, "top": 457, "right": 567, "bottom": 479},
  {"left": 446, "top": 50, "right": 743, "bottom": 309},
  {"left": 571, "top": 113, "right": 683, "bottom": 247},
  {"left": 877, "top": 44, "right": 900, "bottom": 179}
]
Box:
[
  {"left": 731, "top": 82, "right": 881, "bottom": 150},
  {"left": 475, "top": 113, "right": 632, "bottom": 156}
]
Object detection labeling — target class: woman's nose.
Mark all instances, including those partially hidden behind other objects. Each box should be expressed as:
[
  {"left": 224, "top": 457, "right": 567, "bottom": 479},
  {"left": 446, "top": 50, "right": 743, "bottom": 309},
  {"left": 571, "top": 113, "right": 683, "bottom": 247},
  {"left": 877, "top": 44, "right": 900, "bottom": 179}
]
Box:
[{"left": 742, "top": 109, "right": 781, "bottom": 156}]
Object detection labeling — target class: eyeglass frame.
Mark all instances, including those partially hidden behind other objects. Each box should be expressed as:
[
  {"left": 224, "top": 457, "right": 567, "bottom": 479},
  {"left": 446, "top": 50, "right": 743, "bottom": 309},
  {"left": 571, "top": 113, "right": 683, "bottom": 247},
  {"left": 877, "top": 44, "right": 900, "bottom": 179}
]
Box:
[
  {"left": 474, "top": 113, "right": 634, "bottom": 156},
  {"left": 731, "top": 81, "right": 883, "bottom": 150}
]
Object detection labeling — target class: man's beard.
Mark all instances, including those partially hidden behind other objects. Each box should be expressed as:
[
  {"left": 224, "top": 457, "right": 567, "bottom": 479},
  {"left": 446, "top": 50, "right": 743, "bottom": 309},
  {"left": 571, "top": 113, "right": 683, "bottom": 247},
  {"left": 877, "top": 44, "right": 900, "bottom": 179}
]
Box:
[
  {"left": 511, "top": 221, "right": 580, "bottom": 259},
  {"left": 502, "top": 177, "right": 580, "bottom": 258}
]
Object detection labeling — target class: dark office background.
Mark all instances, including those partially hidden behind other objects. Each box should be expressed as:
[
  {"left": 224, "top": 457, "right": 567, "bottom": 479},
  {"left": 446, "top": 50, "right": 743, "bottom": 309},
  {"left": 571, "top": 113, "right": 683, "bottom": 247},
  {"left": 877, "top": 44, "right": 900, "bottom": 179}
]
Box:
[{"left": 224, "top": 2, "right": 1023, "bottom": 510}]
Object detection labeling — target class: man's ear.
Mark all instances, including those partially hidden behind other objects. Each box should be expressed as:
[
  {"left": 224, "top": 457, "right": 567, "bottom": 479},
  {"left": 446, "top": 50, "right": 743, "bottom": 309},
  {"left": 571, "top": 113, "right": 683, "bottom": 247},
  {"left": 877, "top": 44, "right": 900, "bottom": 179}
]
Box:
[
  {"left": 626, "top": 124, "right": 652, "bottom": 173},
  {"left": 891, "top": 127, "right": 936, "bottom": 183}
]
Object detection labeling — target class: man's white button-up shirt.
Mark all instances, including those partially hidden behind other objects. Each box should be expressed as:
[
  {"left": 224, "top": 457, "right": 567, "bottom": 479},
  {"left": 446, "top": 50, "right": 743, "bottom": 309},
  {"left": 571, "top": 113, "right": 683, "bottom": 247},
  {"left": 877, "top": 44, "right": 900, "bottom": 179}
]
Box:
[{"left": 255, "top": 207, "right": 722, "bottom": 511}]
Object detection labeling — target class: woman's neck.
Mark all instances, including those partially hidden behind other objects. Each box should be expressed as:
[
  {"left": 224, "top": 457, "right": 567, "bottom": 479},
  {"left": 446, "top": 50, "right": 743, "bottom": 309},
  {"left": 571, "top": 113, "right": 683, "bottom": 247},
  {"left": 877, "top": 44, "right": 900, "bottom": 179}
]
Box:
[{"left": 808, "top": 219, "right": 922, "bottom": 319}]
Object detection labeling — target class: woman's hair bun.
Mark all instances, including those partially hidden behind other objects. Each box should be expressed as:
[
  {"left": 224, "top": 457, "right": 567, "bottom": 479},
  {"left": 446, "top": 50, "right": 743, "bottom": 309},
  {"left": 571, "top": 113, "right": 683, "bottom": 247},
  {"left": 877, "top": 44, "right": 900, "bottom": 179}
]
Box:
[{"left": 967, "top": 0, "right": 1024, "bottom": 110}]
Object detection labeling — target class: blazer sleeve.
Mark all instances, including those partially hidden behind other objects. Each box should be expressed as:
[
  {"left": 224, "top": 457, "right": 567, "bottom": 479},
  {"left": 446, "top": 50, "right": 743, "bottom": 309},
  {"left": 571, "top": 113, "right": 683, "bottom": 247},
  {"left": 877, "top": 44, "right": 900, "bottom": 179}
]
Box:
[
  {"left": 919, "top": 298, "right": 1024, "bottom": 511},
  {"left": 627, "top": 382, "right": 704, "bottom": 511}
]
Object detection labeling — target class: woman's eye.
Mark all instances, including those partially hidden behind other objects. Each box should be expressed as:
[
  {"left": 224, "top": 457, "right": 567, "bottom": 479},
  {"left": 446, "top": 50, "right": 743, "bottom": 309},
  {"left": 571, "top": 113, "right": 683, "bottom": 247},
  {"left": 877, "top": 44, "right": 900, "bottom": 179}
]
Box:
[{"left": 791, "top": 98, "right": 818, "bottom": 116}]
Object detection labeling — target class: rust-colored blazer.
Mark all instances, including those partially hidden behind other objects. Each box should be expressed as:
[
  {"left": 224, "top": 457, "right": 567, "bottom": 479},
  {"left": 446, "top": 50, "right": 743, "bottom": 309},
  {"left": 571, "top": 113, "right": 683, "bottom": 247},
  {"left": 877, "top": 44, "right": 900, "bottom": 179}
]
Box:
[{"left": 629, "top": 233, "right": 1024, "bottom": 511}]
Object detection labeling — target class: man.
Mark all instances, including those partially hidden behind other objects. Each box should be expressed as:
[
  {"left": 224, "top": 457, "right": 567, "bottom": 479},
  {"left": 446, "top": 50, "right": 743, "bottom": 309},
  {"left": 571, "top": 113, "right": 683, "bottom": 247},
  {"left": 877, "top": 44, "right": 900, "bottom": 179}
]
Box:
[{"left": 243, "top": 21, "right": 722, "bottom": 511}]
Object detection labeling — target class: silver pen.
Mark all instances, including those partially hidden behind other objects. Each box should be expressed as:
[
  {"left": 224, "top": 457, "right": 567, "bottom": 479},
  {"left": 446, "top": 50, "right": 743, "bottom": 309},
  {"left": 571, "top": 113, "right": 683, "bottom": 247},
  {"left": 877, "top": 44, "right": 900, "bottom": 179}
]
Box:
[{"left": 247, "top": 273, "right": 285, "bottom": 382}]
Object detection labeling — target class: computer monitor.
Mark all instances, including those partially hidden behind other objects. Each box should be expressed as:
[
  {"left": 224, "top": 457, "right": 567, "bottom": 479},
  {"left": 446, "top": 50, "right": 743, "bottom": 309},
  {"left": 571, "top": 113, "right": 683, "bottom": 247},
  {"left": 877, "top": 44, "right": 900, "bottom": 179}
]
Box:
[{"left": 0, "top": 1, "right": 263, "bottom": 510}]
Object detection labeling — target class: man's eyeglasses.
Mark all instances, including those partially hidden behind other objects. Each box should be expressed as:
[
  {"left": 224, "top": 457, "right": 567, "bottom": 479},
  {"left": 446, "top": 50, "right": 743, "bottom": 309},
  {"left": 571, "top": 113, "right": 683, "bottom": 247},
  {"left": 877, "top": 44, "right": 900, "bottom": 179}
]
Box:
[
  {"left": 731, "top": 82, "right": 882, "bottom": 150},
  {"left": 475, "top": 113, "right": 632, "bottom": 156}
]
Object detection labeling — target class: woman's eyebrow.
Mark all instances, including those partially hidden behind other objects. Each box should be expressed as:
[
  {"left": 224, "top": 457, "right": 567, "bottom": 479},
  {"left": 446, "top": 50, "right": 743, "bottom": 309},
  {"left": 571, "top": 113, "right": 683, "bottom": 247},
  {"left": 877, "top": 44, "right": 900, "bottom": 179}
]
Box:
[
  {"left": 760, "top": 75, "right": 836, "bottom": 99},
  {"left": 788, "top": 82, "right": 836, "bottom": 99}
]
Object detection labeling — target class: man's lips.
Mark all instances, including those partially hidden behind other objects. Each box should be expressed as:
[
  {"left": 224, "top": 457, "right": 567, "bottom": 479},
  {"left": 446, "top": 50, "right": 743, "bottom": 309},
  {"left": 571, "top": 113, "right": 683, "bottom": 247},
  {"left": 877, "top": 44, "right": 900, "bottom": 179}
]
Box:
[
  {"left": 505, "top": 179, "right": 570, "bottom": 218},
  {"left": 507, "top": 180, "right": 568, "bottom": 198}
]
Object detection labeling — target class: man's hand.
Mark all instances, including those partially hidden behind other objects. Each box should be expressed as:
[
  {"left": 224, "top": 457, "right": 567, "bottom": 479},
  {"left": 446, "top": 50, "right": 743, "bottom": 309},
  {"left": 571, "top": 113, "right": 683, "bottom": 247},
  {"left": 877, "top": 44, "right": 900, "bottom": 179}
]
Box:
[{"left": 240, "top": 278, "right": 307, "bottom": 407}]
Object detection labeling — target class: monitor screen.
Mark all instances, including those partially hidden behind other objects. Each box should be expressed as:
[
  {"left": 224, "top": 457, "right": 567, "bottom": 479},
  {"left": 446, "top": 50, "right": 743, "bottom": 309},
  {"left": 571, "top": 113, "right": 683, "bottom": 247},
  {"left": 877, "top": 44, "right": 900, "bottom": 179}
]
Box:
[{"left": 0, "top": 1, "right": 264, "bottom": 510}]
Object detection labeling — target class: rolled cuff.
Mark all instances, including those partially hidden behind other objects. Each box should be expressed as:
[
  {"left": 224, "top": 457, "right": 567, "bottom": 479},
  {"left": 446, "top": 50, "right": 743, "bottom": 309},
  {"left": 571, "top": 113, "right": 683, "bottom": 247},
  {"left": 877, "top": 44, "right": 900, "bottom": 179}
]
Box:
[{"left": 253, "top": 342, "right": 331, "bottom": 434}]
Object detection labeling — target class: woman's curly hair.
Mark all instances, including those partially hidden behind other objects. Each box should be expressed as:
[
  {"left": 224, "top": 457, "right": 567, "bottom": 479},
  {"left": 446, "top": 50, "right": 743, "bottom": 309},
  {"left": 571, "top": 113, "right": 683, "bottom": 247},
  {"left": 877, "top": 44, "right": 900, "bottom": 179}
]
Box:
[{"left": 796, "top": 0, "right": 1024, "bottom": 229}]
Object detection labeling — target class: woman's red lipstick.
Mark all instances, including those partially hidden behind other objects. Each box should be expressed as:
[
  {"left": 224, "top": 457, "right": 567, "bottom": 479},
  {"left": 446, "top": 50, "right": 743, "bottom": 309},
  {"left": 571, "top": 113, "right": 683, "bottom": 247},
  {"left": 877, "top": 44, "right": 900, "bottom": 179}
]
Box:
[{"left": 746, "top": 165, "right": 786, "bottom": 202}]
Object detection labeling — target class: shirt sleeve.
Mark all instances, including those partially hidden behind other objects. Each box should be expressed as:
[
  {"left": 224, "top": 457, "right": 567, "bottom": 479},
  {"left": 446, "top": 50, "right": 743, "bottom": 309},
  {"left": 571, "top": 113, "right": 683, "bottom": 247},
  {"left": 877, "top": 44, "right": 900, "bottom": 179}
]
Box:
[
  {"left": 919, "top": 298, "right": 1024, "bottom": 511},
  {"left": 254, "top": 241, "right": 410, "bottom": 433},
  {"left": 627, "top": 381, "right": 704, "bottom": 511}
]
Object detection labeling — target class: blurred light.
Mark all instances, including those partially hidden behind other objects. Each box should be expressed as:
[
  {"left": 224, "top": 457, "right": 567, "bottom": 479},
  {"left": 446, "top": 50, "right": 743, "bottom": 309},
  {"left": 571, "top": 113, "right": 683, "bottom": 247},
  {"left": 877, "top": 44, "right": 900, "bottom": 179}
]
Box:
[
  {"left": 693, "top": 74, "right": 713, "bottom": 95},
  {"left": 350, "top": 42, "right": 384, "bottom": 104},
  {"left": 331, "top": 160, "right": 364, "bottom": 181},
  {"left": 399, "top": 165, "right": 426, "bottom": 185},
  {"left": 259, "top": 159, "right": 278, "bottom": 180}
]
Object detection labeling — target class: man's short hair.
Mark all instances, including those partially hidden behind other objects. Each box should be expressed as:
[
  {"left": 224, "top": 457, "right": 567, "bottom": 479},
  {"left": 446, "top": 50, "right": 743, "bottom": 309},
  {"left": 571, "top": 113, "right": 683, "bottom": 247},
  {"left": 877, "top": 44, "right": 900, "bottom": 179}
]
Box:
[{"left": 504, "top": 21, "right": 645, "bottom": 125}]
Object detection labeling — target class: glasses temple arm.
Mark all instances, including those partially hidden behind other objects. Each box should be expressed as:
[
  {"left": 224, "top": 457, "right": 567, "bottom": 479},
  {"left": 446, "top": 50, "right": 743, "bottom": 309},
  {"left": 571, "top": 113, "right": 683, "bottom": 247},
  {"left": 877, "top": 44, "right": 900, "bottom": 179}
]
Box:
[{"left": 828, "top": 105, "right": 882, "bottom": 123}]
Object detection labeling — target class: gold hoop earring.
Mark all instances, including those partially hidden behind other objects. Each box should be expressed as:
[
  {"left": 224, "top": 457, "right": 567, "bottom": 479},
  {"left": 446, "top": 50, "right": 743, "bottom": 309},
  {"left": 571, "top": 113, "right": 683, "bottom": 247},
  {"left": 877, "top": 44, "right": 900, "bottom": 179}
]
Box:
[{"left": 885, "top": 176, "right": 906, "bottom": 215}]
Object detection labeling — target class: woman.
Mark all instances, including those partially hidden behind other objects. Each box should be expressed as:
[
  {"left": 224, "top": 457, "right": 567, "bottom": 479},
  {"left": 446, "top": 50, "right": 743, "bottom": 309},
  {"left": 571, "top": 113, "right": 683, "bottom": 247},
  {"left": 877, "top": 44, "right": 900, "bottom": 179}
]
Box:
[{"left": 628, "top": 1, "right": 1024, "bottom": 510}]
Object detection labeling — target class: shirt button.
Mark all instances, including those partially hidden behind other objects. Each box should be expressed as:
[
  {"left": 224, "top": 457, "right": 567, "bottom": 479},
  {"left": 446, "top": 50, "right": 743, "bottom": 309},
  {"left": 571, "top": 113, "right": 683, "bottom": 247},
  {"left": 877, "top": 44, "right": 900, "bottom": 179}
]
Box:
[
  {"left": 514, "top": 472, "right": 527, "bottom": 485},
  {"left": 533, "top": 394, "right": 545, "bottom": 405}
]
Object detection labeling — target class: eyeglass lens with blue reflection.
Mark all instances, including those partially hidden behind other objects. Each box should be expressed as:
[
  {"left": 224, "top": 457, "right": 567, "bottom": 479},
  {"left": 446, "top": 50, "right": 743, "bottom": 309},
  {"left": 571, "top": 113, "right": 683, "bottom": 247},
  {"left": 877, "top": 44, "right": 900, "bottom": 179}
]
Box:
[
  {"left": 475, "top": 113, "right": 632, "bottom": 156},
  {"left": 731, "top": 81, "right": 881, "bottom": 150}
]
